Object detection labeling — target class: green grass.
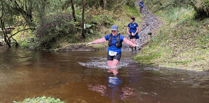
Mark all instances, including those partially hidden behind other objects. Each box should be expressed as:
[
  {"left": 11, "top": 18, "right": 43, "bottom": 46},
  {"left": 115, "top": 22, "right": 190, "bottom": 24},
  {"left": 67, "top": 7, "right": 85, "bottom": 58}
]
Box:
[
  {"left": 124, "top": 6, "right": 141, "bottom": 17},
  {"left": 134, "top": 53, "right": 161, "bottom": 64}
]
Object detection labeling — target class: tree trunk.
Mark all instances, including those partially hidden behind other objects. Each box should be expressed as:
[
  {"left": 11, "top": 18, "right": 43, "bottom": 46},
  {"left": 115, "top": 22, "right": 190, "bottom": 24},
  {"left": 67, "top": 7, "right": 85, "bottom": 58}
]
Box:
[
  {"left": 104, "top": 0, "right": 107, "bottom": 9},
  {"left": 13, "top": 1, "right": 33, "bottom": 22},
  {"left": 0, "top": 20, "right": 11, "bottom": 48},
  {"left": 81, "top": 0, "right": 86, "bottom": 39},
  {"left": 100, "top": 0, "right": 104, "bottom": 7},
  {"left": 89, "top": 0, "right": 91, "bottom": 7},
  {"left": 0, "top": 6, "right": 11, "bottom": 48},
  {"left": 71, "top": 0, "right": 76, "bottom": 22}
]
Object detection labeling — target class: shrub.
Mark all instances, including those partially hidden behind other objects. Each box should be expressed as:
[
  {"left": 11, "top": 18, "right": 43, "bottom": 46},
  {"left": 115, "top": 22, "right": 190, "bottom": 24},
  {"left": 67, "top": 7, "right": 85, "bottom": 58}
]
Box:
[{"left": 35, "top": 12, "right": 79, "bottom": 49}]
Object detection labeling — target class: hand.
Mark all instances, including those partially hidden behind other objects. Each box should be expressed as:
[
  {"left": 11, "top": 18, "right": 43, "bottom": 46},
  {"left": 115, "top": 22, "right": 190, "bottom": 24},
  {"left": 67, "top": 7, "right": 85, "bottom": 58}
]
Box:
[
  {"left": 86, "top": 42, "right": 92, "bottom": 47},
  {"left": 133, "top": 33, "right": 136, "bottom": 36},
  {"left": 128, "top": 33, "right": 131, "bottom": 35}
]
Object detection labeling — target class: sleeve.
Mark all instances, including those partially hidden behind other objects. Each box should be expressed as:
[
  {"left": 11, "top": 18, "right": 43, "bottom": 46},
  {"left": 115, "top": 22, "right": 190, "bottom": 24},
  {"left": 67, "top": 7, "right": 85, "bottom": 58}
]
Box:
[
  {"left": 104, "top": 34, "right": 109, "bottom": 40},
  {"left": 120, "top": 35, "right": 125, "bottom": 41},
  {"left": 136, "top": 23, "right": 139, "bottom": 27}
]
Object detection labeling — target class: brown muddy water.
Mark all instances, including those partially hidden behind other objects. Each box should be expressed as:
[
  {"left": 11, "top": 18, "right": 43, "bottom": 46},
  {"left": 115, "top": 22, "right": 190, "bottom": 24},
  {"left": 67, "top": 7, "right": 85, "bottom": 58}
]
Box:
[{"left": 0, "top": 46, "right": 209, "bottom": 103}]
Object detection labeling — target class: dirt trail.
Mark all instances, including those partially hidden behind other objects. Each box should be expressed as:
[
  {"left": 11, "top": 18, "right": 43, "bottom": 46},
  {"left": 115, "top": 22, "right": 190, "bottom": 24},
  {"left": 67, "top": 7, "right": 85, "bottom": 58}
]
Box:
[{"left": 122, "top": 2, "right": 163, "bottom": 52}]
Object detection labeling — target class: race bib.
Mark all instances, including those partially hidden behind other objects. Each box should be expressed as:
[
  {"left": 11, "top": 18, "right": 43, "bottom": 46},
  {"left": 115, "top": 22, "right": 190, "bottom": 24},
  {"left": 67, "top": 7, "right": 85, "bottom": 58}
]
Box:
[
  {"left": 132, "top": 32, "right": 134, "bottom": 36},
  {"left": 109, "top": 50, "right": 117, "bottom": 56}
]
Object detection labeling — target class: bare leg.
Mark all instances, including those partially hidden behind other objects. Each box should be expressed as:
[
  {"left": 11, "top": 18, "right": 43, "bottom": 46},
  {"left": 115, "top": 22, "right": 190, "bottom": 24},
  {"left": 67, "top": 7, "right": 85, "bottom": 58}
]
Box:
[
  {"left": 140, "top": 8, "right": 142, "bottom": 13},
  {"left": 131, "top": 39, "right": 134, "bottom": 51},
  {"left": 112, "top": 69, "right": 118, "bottom": 77},
  {"left": 107, "top": 60, "right": 113, "bottom": 73},
  {"left": 107, "top": 59, "right": 119, "bottom": 75},
  {"left": 132, "top": 39, "right": 136, "bottom": 50},
  {"left": 107, "top": 61, "right": 113, "bottom": 67},
  {"left": 111, "top": 59, "right": 119, "bottom": 67}
]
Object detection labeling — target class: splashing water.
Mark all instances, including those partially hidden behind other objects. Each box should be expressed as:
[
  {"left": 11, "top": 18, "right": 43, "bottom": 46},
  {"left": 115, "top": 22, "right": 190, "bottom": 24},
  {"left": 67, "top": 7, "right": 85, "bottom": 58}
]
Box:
[{"left": 78, "top": 57, "right": 137, "bottom": 69}]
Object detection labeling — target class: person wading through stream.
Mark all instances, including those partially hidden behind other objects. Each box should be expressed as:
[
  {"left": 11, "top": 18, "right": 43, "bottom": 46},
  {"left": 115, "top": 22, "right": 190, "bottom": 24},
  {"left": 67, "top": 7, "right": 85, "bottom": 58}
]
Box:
[
  {"left": 127, "top": 17, "right": 139, "bottom": 51},
  {"left": 86, "top": 25, "right": 139, "bottom": 73}
]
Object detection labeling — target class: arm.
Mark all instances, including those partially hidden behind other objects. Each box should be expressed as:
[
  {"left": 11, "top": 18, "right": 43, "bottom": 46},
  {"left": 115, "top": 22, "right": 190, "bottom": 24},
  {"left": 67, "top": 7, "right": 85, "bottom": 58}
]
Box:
[
  {"left": 139, "top": 2, "right": 142, "bottom": 6},
  {"left": 127, "top": 27, "right": 130, "bottom": 35},
  {"left": 134, "top": 27, "right": 139, "bottom": 35},
  {"left": 86, "top": 37, "right": 106, "bottom": 46},
  {"left": 123, "top": 38, "right": 139, "bottom": 47}
]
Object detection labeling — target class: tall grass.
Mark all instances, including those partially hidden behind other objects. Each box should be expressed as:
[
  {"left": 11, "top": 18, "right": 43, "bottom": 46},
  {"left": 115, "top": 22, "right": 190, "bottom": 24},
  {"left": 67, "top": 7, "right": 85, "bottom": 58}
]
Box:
[{"left": 134, "top": 2, "right": 209, "bottom": 71}]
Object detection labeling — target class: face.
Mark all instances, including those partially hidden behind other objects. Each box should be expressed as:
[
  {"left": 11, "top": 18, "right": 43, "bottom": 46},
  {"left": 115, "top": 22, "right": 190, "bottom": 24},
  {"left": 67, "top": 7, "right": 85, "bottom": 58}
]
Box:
[
  {"left": 130, "top": 18, "right": 134, "bottom": 23},
  {"left": 111, "top": 30, "right": 118, "bottom": 36}
]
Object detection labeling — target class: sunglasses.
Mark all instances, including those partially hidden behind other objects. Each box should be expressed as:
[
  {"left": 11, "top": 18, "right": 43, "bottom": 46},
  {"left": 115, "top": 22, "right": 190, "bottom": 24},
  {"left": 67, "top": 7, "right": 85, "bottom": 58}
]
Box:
[{"left": 111, "top": 30, "right": 117, "bottom": 32}]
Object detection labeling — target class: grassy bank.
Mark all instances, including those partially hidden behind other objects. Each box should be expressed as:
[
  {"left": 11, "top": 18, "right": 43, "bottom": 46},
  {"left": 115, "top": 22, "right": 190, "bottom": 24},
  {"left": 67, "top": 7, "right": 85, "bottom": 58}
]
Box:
[{"left": 134, "top": 0, "right": 209, "bottom": 71}]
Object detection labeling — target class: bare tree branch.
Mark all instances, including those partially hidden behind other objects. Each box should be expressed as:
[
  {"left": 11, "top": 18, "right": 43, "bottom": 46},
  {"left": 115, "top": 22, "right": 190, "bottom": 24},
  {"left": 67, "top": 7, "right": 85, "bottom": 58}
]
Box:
[
  {"left": 8, "top": 28, "right": 35, "bottom": 40},
  {"left": 11, "top": 0, "right": 33, "bottom": 22}
]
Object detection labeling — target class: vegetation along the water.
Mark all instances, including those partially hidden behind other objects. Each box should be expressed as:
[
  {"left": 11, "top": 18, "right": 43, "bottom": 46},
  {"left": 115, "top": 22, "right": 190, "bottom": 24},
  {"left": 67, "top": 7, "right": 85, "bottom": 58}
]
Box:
[{"left": 0, "top": 0, "right": 141, "bottom": 51}]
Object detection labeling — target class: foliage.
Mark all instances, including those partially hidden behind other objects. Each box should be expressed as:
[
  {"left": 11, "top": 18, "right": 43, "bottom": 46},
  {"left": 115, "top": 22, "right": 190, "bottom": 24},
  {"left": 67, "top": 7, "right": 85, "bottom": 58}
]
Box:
[
  {"left": 145, "top": 0, "right": 209, "bottom": 19},
  {"left": 13, "top": 96, "right": 65, "bottom": 103},
  {"left": 0, "top": 0, "right": 141, "bottom": 49},
  {"left": 35, "top": 15, "right": 78, "bottom": 49}
]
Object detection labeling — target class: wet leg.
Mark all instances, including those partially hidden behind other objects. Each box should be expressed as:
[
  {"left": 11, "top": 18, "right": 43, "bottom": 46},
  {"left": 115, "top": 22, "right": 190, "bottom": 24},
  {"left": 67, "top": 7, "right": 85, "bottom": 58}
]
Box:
[
  {"left": 110, "top": 59, "right": 119, "bottom": 75},
  {"left": 131, "top": 39, "right": 134, "bottom": 51},
  {"left": 132, "top": 39, "right": 136, "bottom": 50},
  {"left": 107, "top": 61, "right": 112, "bottom": 73}
]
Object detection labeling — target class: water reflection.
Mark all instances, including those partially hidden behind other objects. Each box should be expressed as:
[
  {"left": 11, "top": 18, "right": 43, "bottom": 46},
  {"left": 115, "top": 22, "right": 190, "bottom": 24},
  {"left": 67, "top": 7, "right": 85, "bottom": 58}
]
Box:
[
  {"left": 105, "top": 69, "right": 123, "bottom": 102},
  {"left": 88, "top": 69, "right": 136, "bottom": 103}
]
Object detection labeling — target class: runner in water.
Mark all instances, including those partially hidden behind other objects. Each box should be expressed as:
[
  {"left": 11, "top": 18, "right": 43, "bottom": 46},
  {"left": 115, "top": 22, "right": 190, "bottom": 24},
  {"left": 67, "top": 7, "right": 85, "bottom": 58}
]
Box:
[
  {"left": 86, "top": 25, "right": 139, "bottom": 71},
  {"left": 139, "top": 0, "right": 145, "bottom": 13},
  {"left": 127, "top": 17, "right": 139, "bottom": 51}
]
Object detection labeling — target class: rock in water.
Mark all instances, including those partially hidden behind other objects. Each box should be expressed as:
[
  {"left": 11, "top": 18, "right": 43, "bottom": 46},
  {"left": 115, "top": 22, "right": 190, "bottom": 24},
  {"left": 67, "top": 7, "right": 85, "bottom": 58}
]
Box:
[{"left": 0, "top": 42, "right": 3, "bottom": 46}]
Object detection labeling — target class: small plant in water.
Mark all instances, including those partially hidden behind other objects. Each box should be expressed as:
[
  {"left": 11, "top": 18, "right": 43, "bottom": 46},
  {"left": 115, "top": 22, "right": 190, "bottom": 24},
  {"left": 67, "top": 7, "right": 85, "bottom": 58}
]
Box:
[{"left": 13, "top": 96, "right": 65, "bottom": 103}]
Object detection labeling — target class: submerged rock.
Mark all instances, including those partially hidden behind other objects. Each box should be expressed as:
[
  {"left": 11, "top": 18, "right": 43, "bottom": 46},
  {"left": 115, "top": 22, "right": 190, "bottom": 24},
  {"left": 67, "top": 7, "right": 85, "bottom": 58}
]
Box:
[
  {"left": 0, "top": 42, "right": 3, "bottom": 46},
  {"left": 57, "top": 45, "right": 96, "bottom": 52}
]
